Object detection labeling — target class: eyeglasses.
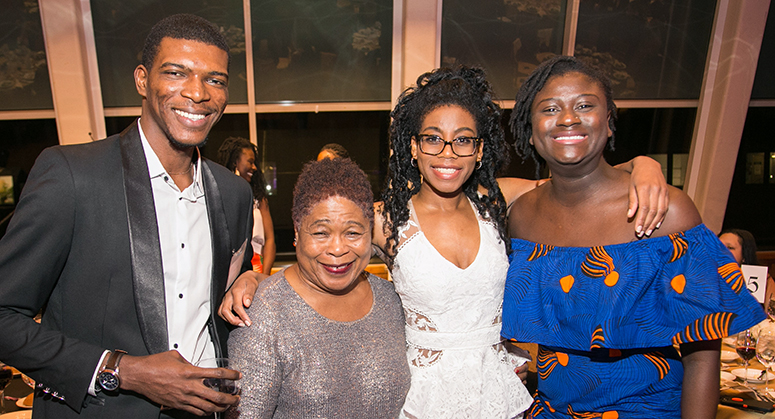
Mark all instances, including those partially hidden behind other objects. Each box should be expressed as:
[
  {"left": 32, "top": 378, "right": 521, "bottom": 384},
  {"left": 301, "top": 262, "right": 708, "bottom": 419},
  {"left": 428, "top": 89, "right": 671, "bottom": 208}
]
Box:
[{"left": 415, "top": 135, "right": 481, "bottom": 157}]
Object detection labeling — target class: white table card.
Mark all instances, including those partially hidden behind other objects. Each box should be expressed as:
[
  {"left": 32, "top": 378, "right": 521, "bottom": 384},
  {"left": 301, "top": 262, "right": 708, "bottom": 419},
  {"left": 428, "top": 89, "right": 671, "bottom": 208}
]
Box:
[{"left": 742, "top": 264, "right": 770, "bottom": 303}]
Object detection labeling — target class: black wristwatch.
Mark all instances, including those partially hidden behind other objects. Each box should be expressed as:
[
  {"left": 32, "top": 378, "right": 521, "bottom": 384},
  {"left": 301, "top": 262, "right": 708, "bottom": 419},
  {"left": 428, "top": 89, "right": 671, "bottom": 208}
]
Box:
[{"left": 97, "top": 350, "right": 127, "bottom": 392}]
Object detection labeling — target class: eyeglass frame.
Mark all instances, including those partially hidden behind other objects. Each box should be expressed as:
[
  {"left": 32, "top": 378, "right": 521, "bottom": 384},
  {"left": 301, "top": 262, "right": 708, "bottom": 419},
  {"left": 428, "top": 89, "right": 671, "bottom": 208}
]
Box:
[{"left": 413, "top": 134, "right": 482, "bottom": 157}]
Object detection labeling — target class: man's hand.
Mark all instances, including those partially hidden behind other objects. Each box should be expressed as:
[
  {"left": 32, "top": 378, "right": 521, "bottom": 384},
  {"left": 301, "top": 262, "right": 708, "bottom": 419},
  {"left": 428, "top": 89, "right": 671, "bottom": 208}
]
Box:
[
  {"left": 119, "top": 351, "right": 240, "bottom": 416},
  {"left": 218, "top": 271, "right": 263, "bottom": 327}
]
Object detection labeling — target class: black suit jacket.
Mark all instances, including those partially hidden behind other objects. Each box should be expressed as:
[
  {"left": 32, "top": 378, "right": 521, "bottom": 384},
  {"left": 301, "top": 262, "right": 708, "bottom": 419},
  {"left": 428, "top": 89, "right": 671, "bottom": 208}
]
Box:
[{"left": 0, "top": 122, "right": 253, "bottom": 418}]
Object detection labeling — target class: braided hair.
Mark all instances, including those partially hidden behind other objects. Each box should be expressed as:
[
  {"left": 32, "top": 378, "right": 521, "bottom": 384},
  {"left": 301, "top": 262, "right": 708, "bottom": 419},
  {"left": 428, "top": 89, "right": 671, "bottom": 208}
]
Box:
[
  {"left": 510, "top": 55, "right": 617, "bottom": 178},
  {"left": 380, "top": 66, "right": 510, "bottom": 262},
  {"left": 217, "top": 136, "right": 268, "bottom": 202}
]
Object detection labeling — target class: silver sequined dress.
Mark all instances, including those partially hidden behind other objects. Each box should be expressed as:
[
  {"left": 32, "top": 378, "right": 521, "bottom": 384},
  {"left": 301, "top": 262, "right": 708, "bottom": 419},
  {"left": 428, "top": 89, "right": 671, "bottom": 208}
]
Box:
[{"left": 227, "top": 271, "right": 411, "bottom": 419}]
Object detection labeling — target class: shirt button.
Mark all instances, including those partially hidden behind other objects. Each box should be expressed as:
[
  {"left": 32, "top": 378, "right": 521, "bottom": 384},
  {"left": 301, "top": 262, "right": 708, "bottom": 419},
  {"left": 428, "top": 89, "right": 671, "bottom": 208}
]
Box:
[
  {"left": 164, "top": 176, "right": 169, "bottom": 182},
  {"left": 179, "top": 294, "right": 183, "bottom": 299},
  {"left": 181, "top": 243, "right": 185, "bottom": 249},
  {"left": 173, "top": 343, "right": 178, "bottom": 349}
]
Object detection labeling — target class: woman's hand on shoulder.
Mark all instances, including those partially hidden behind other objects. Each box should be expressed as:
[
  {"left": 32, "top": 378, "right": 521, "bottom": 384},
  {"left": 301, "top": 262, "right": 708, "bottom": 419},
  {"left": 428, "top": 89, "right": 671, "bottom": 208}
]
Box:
[
  {"left": 644, "top": 186, "right": 701, "bottom": 238},
  {"left": 623, "top": 156, "right": 670, "bottom": 237},
  {"left": 218, "top": 270, "right": 266, "bottom": 327}
]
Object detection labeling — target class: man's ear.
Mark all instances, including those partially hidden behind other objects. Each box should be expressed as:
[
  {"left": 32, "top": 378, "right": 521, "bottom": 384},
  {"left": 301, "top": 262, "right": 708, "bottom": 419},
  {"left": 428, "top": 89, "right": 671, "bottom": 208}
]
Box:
[{"left": 134, "top": 65, "right": 148, "bottom": 97}]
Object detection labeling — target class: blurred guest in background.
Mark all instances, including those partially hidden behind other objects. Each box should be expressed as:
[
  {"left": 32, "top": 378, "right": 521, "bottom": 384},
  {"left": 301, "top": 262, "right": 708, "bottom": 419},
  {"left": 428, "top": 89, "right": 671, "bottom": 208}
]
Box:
[
  {"left": 720, "top": 228, "right": 774, "bottom": 306},
  {"left": 218, "top": 136, "right": 276, "bottom": 274},
  {"left": 719, "top": 228, "right": 760, "bottom": 266},
  {"left": 227, "top": 158, "right": 410, "bottom": 418},
  {"left": 317, "top": 142, "right": 349, "bottom": 161}
]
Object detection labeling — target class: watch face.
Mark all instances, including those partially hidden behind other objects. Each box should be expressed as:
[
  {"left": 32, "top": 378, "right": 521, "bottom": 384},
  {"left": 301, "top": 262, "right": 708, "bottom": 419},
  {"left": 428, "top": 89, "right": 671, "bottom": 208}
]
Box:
[{"left": 98, "top": 372, "right": 119, "bottom": 391}]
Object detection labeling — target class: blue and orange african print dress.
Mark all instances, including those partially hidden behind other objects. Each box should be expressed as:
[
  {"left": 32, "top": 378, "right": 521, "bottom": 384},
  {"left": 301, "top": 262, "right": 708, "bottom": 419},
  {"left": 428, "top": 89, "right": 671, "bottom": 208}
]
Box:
[{"left": 502, "top": 224, "right": 766, "bottom": 418}]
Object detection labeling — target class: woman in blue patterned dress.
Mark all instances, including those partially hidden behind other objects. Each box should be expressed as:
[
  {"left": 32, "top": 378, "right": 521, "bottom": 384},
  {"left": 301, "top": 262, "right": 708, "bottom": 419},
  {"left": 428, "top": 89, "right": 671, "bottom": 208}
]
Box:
[{"left": 502, "top": 55, "right": 766, "bottom": 419}]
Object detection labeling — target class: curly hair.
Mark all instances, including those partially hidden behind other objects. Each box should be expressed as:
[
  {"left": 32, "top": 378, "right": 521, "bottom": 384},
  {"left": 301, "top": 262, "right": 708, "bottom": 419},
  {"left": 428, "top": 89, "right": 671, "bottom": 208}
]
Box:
[
  {"left": 217, "top": 136, "right": 267, "bottom": 202},
  {"left": 720, "top": 229, "right": 760, "bottom": 265},
  {"left": 142, "top": 14, "right": 230, "bottom": 71},
  {"left": 380, "top": 66, "right": 510, "bottom": 261},
  {"left": 292, "top": 158, "right": 374, "bottom": 231},
  {"left": 510, "top": 55, "right": 617, "bottom": 177}
]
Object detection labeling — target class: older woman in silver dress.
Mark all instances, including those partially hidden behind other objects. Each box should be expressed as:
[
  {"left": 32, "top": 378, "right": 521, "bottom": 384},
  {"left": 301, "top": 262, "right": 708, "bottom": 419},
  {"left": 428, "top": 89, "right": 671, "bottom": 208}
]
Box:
[{"left": 227, "top": 158, "right": 410, "bottom": 418}]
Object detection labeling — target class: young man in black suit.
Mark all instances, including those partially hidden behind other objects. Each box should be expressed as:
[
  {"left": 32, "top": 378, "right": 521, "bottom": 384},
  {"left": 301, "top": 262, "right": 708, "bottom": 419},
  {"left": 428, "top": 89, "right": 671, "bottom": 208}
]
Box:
[{"left": 0, "top": 14, "right": 256, "bottom": 418}]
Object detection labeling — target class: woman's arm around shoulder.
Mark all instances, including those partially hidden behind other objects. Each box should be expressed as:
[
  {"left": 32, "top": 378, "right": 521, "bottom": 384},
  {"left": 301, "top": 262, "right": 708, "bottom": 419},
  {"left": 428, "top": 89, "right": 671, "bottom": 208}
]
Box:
[
  {"left": 615, "top": 156, "right": 670, "bottom": 237},
  {"left": 496, "top": 177, "right": 541, "bottom": 212},
  {"left": 647, "top": 185, "right": 702, "bottom": 239},
  {"left": 258, "top": 197, "right": 276, "bottom": 274}
]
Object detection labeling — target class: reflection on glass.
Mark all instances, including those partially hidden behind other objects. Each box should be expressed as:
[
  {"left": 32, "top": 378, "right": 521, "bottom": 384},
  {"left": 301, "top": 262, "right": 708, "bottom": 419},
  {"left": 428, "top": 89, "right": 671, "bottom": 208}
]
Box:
[
  {"left": 723, "top": 107, "right": 775, "bottom": 249},
  {"left": 252, "top": 111, "right": 388, "bottom": 252},
  {"left": 0, "top": 118, "right": 58, "bottom": 179},
  {"left": 751, "top": 2, "right": 775, "bottom": 99},
  {"left": 648, "top": 154, "right": 668, "bottom": 183},
  {"left": 441, "top": 0, "right": 566, "bottom": 99},
  {"left": 604, "top": 108, "right": 695, "bottom": 184},
  {"left": 91, "top": 0, "right": 247, "bottom": 107},
  {"left": 770, "top": 153, "right": 775, "bottom": 184},
  {"left": 0, "top": 1, "right": 53, "bottom": 110},
  {"left": 671, "top": 153, "right": 688, "bottom": 187},
  {"left": 261, "top": 162, "right": 277, "bottom": 196},
  {"left": 575, "top": 0, "right": 716, "bottom": 99},
  {"left": 746, "top": 152, "right": 765, "bottom": 184},
  {"left": 251, "top": 0, "right": 392, "bottom": 103}
]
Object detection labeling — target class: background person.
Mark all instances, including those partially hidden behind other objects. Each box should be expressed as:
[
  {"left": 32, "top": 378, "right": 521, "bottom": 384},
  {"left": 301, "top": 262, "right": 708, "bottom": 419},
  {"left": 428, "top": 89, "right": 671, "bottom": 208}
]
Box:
[
  {"left": 0, "top": 14, "right": 254, "bottom": 418},
  {"left": 503, "top": 55, "right": 765, "bottom": 419},
  {"left": 719, "top": 228, "right": 761, "bottom": 266},
  {"left": 720, "top": 228, "right": 774, "bottom": 308},
  {"left": 218, "top": 136, "right": 276, "bottom": 274},
  {"left": 227, "top": 158, "right": 410, "bottom": 418},
  {"left": 316, "top": 142, "right": 349, "bottom": 160}
]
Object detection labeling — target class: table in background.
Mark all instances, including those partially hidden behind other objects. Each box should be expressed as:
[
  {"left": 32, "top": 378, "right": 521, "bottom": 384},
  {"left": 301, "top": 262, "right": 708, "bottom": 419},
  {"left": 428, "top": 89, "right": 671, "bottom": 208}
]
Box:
[
  {"left": 718, "top": 336, "right": 775, "bottom": 418},
  {"left": 1, "top": 371, "right": 32, "bottom": 415}
]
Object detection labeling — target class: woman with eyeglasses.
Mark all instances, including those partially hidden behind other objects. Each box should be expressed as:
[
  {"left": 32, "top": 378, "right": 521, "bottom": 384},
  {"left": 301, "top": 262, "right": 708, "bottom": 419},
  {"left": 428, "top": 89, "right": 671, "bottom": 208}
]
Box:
[{"left": 220, "top": 66, "right": 668, "bottom": 418}]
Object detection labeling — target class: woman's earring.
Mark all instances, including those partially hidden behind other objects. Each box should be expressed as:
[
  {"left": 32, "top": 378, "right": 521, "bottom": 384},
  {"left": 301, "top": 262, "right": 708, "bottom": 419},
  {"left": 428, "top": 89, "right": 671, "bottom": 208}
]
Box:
[
  {"left": 411, "top": 158, "right": 417, "bottom": 168},
  {"left": 293, "top": 237, "right": 297, "bottom": 247},
  {"left": 476, "top": 161, "right": 482, "bottom": 170}
]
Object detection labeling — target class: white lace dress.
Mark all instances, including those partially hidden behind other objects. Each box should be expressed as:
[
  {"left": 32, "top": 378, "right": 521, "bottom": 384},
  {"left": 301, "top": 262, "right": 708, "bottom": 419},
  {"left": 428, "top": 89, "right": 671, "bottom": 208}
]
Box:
[{"left": 392, "top": 200, "right": 533, "bottom": 419}]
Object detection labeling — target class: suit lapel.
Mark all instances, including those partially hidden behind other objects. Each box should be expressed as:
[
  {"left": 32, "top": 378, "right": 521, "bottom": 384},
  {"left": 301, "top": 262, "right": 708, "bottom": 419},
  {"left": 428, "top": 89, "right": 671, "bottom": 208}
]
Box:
[
  {"left": 120, "top": 123, "right": 169, "bottom": 355},
  {"left": 202, "top": 160, "right": 230, "bottom": 305}
]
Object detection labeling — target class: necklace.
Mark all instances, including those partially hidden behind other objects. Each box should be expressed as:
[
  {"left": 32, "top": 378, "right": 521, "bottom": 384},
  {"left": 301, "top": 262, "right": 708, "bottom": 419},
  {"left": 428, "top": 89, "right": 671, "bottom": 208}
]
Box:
[{"left": 168, "top": 162, "right": 193, "bottom": 176}]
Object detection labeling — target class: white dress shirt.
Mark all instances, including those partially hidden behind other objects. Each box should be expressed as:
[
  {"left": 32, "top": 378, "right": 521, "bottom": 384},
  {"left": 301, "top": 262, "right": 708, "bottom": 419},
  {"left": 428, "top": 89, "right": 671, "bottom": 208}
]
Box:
[{"left": 138, "top": 122, "right": 215, "bottom": 365}]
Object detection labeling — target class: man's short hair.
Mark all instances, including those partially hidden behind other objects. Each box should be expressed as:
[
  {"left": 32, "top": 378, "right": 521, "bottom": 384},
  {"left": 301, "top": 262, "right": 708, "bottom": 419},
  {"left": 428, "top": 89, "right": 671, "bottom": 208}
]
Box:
[{"left": 141, "top": 13, "right": 230, "bottom": 71}]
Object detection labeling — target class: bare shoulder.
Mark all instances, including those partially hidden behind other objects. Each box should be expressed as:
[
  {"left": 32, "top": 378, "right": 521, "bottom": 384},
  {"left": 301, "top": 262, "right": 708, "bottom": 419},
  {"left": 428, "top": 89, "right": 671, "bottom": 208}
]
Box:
[
  {"left": 497, "top": 177, "right": 539, "bottom": 208},
  {"left": 507, "top": 182, "right": 543, "bottom": 238},
  {"left": 649, "top": 186, "right": 702, "bottom": 237}
]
